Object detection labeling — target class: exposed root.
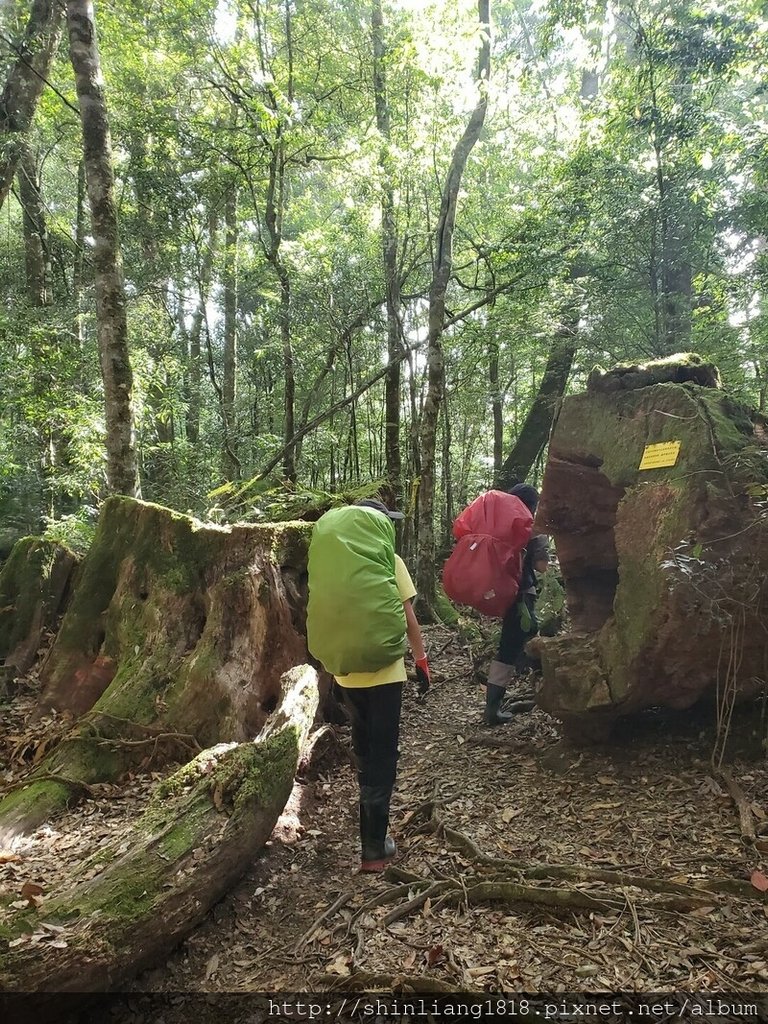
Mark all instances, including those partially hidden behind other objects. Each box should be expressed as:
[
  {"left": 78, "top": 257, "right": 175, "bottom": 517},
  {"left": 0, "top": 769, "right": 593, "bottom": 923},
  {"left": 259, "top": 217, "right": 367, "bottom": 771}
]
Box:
[
  {"left": 717, "top": 768, "right": 756, "bottom": 845},
  {"left": 314, "top": 972, "right": 473, "bottom": 993},
  {"left": 295, "top": 891, "right": 353, "bottom": 951}
]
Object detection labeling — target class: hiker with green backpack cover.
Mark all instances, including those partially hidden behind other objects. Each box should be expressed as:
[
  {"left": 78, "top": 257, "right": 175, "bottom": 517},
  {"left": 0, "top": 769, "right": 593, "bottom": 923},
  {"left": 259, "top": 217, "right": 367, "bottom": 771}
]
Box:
[{"left": 307, "top": 499, "right": 430, "bottom": 873}]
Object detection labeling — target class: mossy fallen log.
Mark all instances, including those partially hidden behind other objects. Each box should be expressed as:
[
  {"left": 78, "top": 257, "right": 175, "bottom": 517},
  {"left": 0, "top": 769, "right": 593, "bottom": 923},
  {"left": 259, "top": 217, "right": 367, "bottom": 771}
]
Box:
[
  {"left": 0, "top": 664, "right": 318, "bottom": 993},
  {"left": 0, "top": 537, "right": 77, "bottom": 683},
  {"left": 0, "top": 496, "right": 319, "bottom": 843}
]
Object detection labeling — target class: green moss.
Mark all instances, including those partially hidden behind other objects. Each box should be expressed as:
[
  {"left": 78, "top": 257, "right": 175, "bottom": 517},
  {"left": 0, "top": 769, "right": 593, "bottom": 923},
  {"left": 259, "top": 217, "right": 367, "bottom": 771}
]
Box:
[
  {"left": 0, "top": 537, "right": 76, "bottom": 658},
  {"left": 433, "top": 586, "right": 459, "bottom": 625},
  {"left": 216, "top": 727, "right": 300, "bottom": 814},
  {"left": 601, "top": 484, "right": 691, "bottom": 695},
  {"left": 0, "top": 777, "right": 73, "bottom": 824},
  {"left": 554, "top": 383, "right": 759, "bottom": 492}
]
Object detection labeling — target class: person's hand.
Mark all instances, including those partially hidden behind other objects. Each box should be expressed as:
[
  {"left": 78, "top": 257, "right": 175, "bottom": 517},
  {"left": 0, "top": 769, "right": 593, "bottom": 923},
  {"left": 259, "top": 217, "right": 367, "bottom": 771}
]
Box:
[{"left": 415, "top": 657, "right": 431, "bottom": 697}]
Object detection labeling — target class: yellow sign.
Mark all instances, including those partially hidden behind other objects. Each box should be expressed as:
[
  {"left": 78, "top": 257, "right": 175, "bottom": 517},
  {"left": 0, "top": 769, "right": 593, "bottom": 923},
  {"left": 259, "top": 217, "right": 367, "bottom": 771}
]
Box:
[{"left": 638, "top": 441, "right": 681, "bottom": 470}]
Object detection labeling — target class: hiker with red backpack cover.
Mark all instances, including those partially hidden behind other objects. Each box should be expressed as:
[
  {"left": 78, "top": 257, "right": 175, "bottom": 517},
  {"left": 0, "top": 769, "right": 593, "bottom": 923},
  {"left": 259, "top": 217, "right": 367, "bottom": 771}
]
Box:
[{"left": 442, "top": 483, "right": 549, "bottom": 725}]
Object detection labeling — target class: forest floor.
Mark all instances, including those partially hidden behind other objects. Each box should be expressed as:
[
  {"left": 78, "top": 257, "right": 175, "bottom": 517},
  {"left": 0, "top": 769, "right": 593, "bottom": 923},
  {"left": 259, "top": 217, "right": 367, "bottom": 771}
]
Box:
[{"left": 3, "top": 624, "right": 768, "bottom": 1003}]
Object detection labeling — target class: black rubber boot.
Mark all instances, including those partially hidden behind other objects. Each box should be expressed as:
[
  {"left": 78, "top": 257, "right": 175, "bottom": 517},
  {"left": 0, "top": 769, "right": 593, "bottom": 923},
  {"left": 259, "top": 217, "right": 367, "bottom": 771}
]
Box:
[
  {"left": 484, "top": 684, "right": 513, "bottom": 726},
  {"left": 359, "top": 785, "right": 397, "bottom": 872}
]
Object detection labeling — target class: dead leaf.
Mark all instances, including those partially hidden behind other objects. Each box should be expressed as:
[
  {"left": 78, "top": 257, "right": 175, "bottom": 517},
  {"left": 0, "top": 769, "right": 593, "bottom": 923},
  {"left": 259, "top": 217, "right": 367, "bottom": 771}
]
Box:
[
  {"left": 49, "top": 939, "right": 68, "bottom": 949},
  {"left": 426, "top": 943, "right": 445, "bottom": 966},
  {"left": 501, "top": 807, "right": 523, "bottom": 823},
  {"left": 20, "top": 881, "right": 44, "bottom": 903},
  {"left": 204, "top": 953, "right": 220, "bottom": 980},
  {"left": 596, "top": 776, "right": 617, "bottom": 785},
  {"left": 422, "top": 897, "right": 432, "bottom": 918},
  {"left": 751, "top": 870, "right": 768, "bottom": 892},
  {"left": 329, "top": 956, "right": 350, "bottom": 977},
  {"left": 689, "top": 905, "right": 715, "bottom": 918},
  {"left": 212, "top": 783, "right": 224, "bottom": 813},
  {"left": 402, "top": 950, "right": 417, "bottom": 970}
]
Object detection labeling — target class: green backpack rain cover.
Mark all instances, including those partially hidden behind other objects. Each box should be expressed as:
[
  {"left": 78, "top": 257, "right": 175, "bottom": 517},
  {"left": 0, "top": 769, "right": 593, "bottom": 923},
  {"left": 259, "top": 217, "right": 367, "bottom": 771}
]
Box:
[{"left": 307, "top": 506, "right": 407, "bottom": 676}]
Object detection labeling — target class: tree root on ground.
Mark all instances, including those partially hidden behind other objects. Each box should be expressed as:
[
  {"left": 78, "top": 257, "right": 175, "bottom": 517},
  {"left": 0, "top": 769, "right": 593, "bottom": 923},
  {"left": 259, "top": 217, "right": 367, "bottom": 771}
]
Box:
[
  {"left": 434, "top": 821, "right": 768, "bottom": 904},
  {"left": 314, "top": 972, "right": 473, "bottom": 994},
  {"left": 717, "top": 768, "right": 756, "bottom": 845}
]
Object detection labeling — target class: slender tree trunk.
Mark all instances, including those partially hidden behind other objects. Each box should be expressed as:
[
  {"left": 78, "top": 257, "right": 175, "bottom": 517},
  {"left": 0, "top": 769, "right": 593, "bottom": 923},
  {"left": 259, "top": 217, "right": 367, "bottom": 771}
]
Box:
[
  {"left": 495, "top": 299, "right": 579, "bottom": 490},
  {"left": 278, "top": 261, "right": 294, "bottom": 480},
  {"left": 488, "top": 330, "right": 503, "bottom": 476},
  {"left": 72, "top": 157, "right": 86, "bottom": 346},
  {"left": 662, "top": 218, "right": 692, "bottom": 351},
  {"left": 372, "top": 0, "right": 402, "bottom": 508},
  {"left": 17, "top": 146, "right": 52, "bottom": 306},
  {"left": 67, "top": 0, "right": 138, "bottom": 498},
  {"left": 0, "top": 0, "right": 64, "bottom": 212},
  {"left": 264, "top": 136, "right": 294, "bottom": 483},
  {"left": 222, "top": 185, "right": 239, "bottom": 479},
  {"left": 442, "top": 393, "right": 454, "bottom": 546},
  {"left": 259, "top": 2, "right": 296, "bottom": 483},
  {"left": 187, "top": 208, "right": 218, "bottom": 444},
  {"left": 415, "top": 0, "right": 491, "bottom": 619}
]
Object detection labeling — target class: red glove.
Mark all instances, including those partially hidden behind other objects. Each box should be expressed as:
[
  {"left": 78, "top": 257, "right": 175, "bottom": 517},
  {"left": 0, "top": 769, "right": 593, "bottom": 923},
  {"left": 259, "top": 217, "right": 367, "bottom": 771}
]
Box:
[{"left": 415, "top": 657, "right": 431, "bottom": 697}]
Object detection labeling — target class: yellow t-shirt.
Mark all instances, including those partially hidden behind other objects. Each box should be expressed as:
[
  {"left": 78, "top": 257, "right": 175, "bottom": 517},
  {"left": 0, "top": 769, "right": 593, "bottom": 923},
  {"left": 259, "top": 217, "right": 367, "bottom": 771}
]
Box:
[{"left": 334, "top": 554, "right": 416, "bottom": 689}]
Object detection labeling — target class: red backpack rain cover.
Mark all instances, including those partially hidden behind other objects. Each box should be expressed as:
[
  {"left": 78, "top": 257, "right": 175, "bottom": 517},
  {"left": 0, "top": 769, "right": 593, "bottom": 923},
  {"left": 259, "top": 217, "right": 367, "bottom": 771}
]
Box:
[{"left": 442, "top": 490, "right": 534, "bottom": 617}]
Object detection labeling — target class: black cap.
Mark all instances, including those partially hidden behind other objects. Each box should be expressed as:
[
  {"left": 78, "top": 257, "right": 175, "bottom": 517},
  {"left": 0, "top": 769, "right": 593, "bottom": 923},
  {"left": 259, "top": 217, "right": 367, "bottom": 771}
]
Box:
[
  {"left": 509, "top": 483, "right": 539, "bottom": 514},
  {"left": 354, "top": 498, "right": 405, "bottom": 521}
]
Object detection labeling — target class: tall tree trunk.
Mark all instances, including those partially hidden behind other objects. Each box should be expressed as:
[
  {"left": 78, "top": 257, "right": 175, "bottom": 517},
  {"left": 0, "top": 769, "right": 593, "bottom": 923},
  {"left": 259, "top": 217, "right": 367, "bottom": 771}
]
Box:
[
  {"left": 278, "top": 261, "right": 294, "bottom": 481},
  {"left": 495, "top": 299, "right": 579, "bottom": 490},
  {"left": 17, "top": 146, "right": 52, "bottom": 306},
  {"left": 662, "top": 217, "right": 692, "bottom": 352},
  {"left": 260, "top": 1, "right": 296, "bottom": 483},
  {"left": 372, "top": 0, "right": 402, "bottom": 508},
  {"left": 72, "top": 157, "right": 86, "bottom": 346},
  {"left": 187, "top": 208, "right": 218, "bottom": 445},
  {"left": 0, "top": 0, "right": 64, "bottom": 212},
  {"left": 415, "top": 0, "right": 491, "bottom": 619},
  {"left": 488, "top": 329, "right": 503, "bottom": 476},
  {"left": 222, "top": 185, "right": 239, "bottom": 479},
  {"left": 264, "top": 133, "right": 294, "bottom": 483},
  {"left": 67, "top": 0, "right": 138, "bottom": 498}
]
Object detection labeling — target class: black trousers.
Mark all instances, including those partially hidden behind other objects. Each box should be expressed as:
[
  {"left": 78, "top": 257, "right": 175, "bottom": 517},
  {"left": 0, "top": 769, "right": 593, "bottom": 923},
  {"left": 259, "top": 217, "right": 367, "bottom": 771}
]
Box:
[
  {"left": 339, "top": 682, "right": 403, "bottom": 793},
  {"left": 497, "top": 592, "right": 538, "bottom": 669}
]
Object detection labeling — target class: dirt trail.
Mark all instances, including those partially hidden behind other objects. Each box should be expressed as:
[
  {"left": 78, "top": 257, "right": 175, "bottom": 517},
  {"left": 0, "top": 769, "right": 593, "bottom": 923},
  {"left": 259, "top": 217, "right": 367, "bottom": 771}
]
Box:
[
  {"left": 132, "top": 627, "right": 768, "bottom": 994},
  {"left": 3, "top": 624, "right": 768, "bottom": 997}
]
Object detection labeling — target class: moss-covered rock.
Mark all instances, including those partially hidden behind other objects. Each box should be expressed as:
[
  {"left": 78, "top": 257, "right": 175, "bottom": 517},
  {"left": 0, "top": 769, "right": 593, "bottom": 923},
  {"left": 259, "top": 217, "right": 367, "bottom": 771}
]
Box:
[
  {"left": 587, "top": 352, "right": 722, "bottom": 393},
  {"left": 536, "top": 373, "right": 768, "bottom": 738},
  {"left": 0, "top": 537, "right": 77, "bottom": 679}
]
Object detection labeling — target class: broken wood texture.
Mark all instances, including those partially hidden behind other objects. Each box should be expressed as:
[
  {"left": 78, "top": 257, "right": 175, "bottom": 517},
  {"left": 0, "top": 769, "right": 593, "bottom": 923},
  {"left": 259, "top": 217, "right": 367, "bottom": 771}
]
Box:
[
  {"left": 535, "top": 354, "right": 768, "bottom": 738},
  {"left": 0, "top": 496, "right": 317, "bottom": 842},
  {"left": 0, "top": 538, "right": 77, "bottom": 680},
  {"left": 0, "top": 664, "right": 318, "bottom": 992}
]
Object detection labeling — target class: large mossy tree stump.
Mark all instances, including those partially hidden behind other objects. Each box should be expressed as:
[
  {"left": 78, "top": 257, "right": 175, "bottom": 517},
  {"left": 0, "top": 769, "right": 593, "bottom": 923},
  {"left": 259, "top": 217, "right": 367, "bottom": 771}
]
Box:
[
  {"left": 0, "top": 497, "right": 317, "bottom": 842},
  {"left": 0, "top": 665, "right": 319, "bottom": 992},
  {"left": 0, "top": 538, "right": 78, "bottom": 687},
  {"left": 535, "top": 355, "right": 768, "bottom": 739}
]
